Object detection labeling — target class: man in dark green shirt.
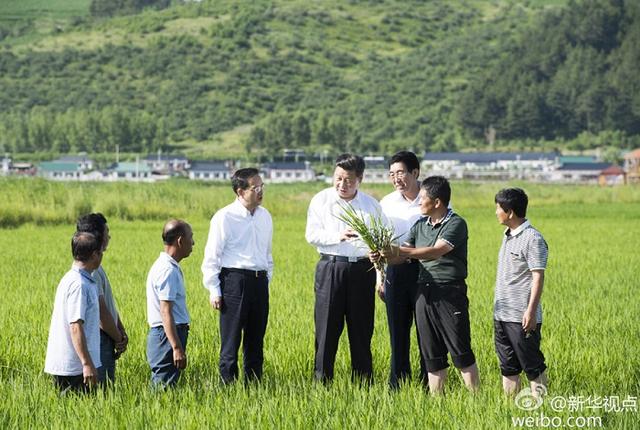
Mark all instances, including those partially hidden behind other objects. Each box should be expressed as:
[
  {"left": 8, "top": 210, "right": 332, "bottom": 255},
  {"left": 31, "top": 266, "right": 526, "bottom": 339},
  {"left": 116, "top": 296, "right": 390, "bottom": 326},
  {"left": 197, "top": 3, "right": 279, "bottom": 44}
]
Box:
[{"left": 382, "top": 176, "right": 479, "bottom": 394}]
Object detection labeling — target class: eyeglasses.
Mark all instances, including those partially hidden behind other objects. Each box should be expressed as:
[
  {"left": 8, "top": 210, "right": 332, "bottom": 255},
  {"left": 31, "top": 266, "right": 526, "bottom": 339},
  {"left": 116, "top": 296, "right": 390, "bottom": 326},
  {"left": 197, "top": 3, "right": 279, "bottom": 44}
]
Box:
[
  {"left": 249, "top": 184, "right": 265, "bottom": 193},
  {"left": 388, "top": 170, "right": 407, "bottom": 179}
]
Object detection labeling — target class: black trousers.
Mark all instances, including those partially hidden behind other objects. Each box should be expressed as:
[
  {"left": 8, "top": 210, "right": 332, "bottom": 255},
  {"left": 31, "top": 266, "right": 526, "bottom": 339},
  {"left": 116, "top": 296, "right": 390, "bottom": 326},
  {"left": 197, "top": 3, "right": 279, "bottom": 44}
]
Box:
[
  {"left": 314, "top": 258, "right": 376, "bottom": 382},
  {"left": 219, "top": 268, "right": 269, "bottom": 384},
  {"left": 415, "top": 282, "right": 476, "bottom": 372},
  {"left": 385, "top": 261, "right": 426, "bottom": 387}
]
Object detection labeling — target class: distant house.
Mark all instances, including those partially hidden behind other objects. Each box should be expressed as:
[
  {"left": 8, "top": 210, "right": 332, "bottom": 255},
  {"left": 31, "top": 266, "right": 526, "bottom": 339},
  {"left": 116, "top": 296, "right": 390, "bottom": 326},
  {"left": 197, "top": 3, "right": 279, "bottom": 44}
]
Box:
[
  {"left": 557, "top": 155, "right": 597, "bottom": 165},
  {"left": 0, "top": 156, "right": 33, "bottom": 176},
  {"left": 598, "top": 165, "right": 626, "bottom": 186},
  {"left": 623, "top": 148, "right": 640, "bottom": 184},
  {"left": 261, "top": 162, "right": 315, "bottom": 183},
  {"left": 362, "top": 156, "right": 388, "bottom": 183},
  {"left": 188, "top": 161, "right": 232, "bottom": 181},
  {"left": 143, "top": 154, "right": 190, "bottom": 173},
  {"left": 108, "top": 162, "right": 153, "bottom": 181},
  {"left": 549, "top": 162, "right": 613, "bottom": 183},
  {"left": 38, "top": 161, "right": 88, "bottom": 180},
  {"left": 422, "top": 152, "right": 558, "bottom": 180},
  {"left": 57, "top": 155, "right": 94, "bottom": 171}
]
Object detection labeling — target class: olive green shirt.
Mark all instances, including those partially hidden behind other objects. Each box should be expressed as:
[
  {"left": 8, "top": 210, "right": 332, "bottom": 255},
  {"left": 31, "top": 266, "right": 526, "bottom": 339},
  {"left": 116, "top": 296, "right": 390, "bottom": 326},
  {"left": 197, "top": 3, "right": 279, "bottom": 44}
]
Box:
[{"left": 407, "top": 210, "right": 468, "bottom": 284}]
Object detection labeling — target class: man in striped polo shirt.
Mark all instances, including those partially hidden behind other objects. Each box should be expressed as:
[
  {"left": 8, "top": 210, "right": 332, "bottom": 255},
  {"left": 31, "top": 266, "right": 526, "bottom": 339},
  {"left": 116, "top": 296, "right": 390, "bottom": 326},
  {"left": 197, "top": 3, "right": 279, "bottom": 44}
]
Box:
[{"left": 494, "top": 188, "right": 548, "bottom": 397}]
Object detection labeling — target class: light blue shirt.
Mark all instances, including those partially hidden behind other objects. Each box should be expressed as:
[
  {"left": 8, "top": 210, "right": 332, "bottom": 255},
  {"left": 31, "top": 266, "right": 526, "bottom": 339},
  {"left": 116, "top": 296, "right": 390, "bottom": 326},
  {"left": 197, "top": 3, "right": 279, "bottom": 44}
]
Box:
[
  {"left": 45, "top": 264, "right": 101, "bottom": 375},
  {"left": 146, "top": 252, "right": 190, "bottom": 327}
]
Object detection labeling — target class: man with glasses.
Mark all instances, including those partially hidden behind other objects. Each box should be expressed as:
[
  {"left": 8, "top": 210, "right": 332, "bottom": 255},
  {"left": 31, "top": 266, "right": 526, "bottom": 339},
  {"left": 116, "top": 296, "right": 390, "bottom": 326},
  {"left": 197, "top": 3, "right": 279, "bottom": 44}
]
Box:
[
  {"left": 202, "top": 167, "right": 273, "bottom": 384},
  {"left": 306, "top": 153, "right": 381, "bottom": 383},
  {"left": 378, "top": 151, "right": 427, "bottom": 389}
]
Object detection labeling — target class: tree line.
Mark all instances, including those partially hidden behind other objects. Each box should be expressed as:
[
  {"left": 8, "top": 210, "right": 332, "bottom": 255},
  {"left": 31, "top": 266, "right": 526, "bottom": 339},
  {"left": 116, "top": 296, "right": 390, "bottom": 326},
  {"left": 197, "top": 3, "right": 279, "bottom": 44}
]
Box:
[{"left": 0, "top": 0, "right": 638, "bottom": 159}]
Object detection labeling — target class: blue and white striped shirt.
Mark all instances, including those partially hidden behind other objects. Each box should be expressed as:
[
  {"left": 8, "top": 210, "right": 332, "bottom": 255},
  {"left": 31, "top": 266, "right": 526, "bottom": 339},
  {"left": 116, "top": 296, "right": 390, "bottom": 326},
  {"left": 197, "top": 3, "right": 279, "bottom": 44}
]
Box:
[{"left": 494, "top": 221, "right": 548, "bottom": 323}]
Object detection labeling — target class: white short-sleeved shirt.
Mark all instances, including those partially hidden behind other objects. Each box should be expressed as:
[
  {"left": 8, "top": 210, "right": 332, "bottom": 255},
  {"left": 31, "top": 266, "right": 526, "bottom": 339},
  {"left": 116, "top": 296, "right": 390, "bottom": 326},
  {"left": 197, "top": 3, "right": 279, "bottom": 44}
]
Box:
[
  {"left": 44, "top": 265, "right": 101, "bottom": 376},
  {"left": 147, "top": 252, "right": 190, "bottom": 327}
]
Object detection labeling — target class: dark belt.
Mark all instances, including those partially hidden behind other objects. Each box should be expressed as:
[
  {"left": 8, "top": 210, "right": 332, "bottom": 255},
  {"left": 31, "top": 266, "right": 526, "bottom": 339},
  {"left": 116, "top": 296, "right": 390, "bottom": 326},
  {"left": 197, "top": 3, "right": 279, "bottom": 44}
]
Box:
[
  {"left": 222, "top": 267, "right": 268, "bottom": 278},
  {"left": 176, "top": 323, "right": 190, "bottom": 330},
  {"left": 320, "top": 254, "right": 370, "bottom": 263}
]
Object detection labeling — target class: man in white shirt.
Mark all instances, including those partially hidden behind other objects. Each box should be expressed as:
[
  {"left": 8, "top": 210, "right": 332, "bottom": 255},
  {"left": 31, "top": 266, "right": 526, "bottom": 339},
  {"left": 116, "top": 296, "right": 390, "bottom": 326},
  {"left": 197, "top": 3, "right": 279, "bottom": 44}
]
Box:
[
  {"left": 202, "top": 168, "right": 273, "bottom": 384},
  {"left": 146, "top": 219, "right": 194, "bottom": 387},
  {"left": 45, "top": 231, "right": 103, "bottom": 393},
  {"left": 76, "top": 213, "right": 128, "bottom": 384},
  {"left": 379, "top": 151, "right": 427, "bottom": 389},
  {"left": 305, "top": 153, "right": 381, "bottom": 383}
]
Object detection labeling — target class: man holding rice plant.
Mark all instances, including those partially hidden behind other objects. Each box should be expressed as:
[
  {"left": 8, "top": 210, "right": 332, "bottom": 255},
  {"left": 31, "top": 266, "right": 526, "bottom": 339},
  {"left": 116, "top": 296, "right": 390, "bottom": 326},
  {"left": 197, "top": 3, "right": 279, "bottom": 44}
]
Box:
[
  {"left": 378, "top": 151, "right": 427, "bottom": 389},
  {"left": 382, "top": 176, "right": 480, "bottom": 394},
  {"left": 305, "top": 153, "right": 381, "bottom": 383}
]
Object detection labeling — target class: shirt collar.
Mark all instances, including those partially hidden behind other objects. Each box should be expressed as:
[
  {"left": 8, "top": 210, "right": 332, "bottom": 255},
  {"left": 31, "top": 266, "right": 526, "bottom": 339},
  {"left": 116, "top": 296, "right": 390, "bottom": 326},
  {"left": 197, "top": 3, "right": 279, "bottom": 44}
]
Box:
[
  {"left": 505, "top": 220, "right": 531, "bottom": 237},
  {"left": 333, "top": 188, "right": 363, "bottom": 205},
  {"left": 233, "top": 198, "right": 258, "bottom": 218},
  {"left": 427, "top": 208, "right": 454, "bottom": 227},
  {"left": 71, "top": 263, "right": 96, "bottom": 283},
  {"left": 396, "top": 190, "right": 420, "bottom": 206},
  {"left": 159, "top": 251, "right": 180, "bottom": 268}
]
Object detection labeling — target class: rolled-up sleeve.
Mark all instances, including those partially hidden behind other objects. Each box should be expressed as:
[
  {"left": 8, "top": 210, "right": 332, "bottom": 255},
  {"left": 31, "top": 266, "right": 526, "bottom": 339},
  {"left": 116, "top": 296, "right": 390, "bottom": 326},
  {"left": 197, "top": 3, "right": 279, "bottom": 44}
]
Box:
[{"left": 202, "top": 214, "right": 225, "bottom": 298}]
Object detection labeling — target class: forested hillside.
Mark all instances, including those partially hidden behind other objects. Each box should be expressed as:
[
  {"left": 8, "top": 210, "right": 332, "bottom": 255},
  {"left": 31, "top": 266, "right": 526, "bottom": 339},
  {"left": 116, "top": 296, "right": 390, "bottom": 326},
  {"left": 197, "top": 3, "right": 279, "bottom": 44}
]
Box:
[{"left": 0, "top": 0, "right": 637, "bottom": 160}]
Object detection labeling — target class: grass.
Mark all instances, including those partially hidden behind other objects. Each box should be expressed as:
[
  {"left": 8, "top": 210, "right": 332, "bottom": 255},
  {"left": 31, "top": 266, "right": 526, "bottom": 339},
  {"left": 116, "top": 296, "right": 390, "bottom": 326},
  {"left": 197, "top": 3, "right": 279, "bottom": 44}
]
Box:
[{"left": 0, "top": 179, "right": 639, "bottom": 428}]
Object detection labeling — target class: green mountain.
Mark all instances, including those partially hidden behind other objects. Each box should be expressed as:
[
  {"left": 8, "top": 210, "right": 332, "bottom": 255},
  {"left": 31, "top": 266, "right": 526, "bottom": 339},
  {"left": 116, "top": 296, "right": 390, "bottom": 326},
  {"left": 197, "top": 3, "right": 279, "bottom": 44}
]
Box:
[{"left": 1, "top": 0, "right": 637, "bottom": 160}]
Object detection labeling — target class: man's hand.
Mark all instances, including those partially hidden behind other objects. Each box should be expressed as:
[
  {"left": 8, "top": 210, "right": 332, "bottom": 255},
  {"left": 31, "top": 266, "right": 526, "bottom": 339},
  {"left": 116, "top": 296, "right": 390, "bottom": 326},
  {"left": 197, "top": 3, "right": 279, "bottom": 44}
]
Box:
[
  {"left": 340, "top": 228, "right": 358, "bottom": 242},
  {"left": 173, "top": 347, "right": 187, "bottom": 369},
  {"left": 115, "top": 330, "right": 128, "bottom": 354},
  {"left": 522, "top": 309, "right": 537, "bottom": 334},
  {"left": 369, "top": 250, "right": 381, "bottom": 264},
  {"left": 210, "top": 296, "right": 223, "bottom": 310},
  {"left": 82, "top": 363, "right": 98, "bottom": 386},
  {"left": 380, "top": 245, "right": 399, "bottom": 259}
]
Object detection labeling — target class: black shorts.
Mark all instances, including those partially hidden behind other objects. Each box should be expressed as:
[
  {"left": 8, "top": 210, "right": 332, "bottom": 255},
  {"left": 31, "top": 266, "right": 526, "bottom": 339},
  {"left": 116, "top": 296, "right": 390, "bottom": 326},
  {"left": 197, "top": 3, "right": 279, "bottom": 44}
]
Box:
[
  {"left": 494, "top": 320, "right": 546, "bottom": 381},
  {"left": 415, "top": 282, "right": 476, "bottom": 372}
]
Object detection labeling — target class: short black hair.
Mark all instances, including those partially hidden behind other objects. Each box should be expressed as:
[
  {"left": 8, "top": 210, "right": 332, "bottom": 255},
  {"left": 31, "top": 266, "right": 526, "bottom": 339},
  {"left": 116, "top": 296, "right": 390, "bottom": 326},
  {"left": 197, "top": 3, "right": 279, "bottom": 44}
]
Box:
[
  {"left": 162, "top": 219, "right": 191, "bottom": 245},
  {"left": 421, "top": 176, "right": 451, "bottom": 206},
  {"left": 495, "top": 188, "right": 528, "bottom": 218},
  {"left": 389, "top": 151, "right": 420, "bottom": 173},
  {"left": 76, "top": 213, "right": 107, "bottom": 245},
  {"left": 232, "top": 168, "right": 260, "bottom": 194},
  {"left": 335, "top": 153, "right": 365, "bottom": 177},
  {"left": 71, "top": 231, "right": 101, "bottom": 262}
]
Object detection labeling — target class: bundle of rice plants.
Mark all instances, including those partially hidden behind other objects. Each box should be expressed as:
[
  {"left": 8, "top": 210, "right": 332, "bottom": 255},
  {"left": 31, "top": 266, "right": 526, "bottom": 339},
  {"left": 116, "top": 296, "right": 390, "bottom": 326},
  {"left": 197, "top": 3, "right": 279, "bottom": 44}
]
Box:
[{"left": 335, "top": 201, "right": 397, "bottom": 296}]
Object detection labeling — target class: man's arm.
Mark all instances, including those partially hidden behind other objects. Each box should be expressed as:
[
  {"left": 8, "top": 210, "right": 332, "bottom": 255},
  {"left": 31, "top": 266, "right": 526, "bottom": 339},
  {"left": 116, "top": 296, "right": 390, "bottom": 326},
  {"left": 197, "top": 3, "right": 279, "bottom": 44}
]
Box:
[
  {"left": 69, "top": 320, "right": 98, "bottom": 386},
  {"left": 98, "top": 296, "right": 123, "bottom": 344},
  {"left": 159, "top": 300, "right": 187, "bottom": 370},
  {"left": 116, "top": 316, "right": 128, "bottom": 354},
  {"left": 305, "top": 194, "right": 346, "bottom": 246},
  {"left": 381, "top": 239, "right": 453, "bottom": 263},
  {"left": 202, "top": 216, "right": 224, "bottom": 310},
  {"left": 522, "top": 270, "right": 544, "bottom": 333},
  {"left": 399, "top": 239, "right": 453, "bottom": 261}
]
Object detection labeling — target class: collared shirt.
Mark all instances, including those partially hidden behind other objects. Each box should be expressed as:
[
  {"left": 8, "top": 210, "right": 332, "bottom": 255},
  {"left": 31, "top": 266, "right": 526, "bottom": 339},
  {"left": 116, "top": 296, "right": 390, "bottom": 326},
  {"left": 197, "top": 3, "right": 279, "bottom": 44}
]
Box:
[
  {"left": 407, "top": 209, "right": 468, "bottom": 284},
  {"left": 45, "top": 264, "right": 101, "bottom": 376},
  {"left": 494, "top": 220, "right": 548, "bottom": 323},
  {"left": 305, "top": 187, "right": 384, "bottom": 258},
  {"left": 92, "top": 265, "right": 118, "bottom": 323},
  {"left": 147, "top": 252, "right": 190, "bottom": 327},
  {"left": 202, "top": 199, "right": 274, "bottom": 298},
  {"left": 380, "top": 189, "right": 422, "bottom": 245}
]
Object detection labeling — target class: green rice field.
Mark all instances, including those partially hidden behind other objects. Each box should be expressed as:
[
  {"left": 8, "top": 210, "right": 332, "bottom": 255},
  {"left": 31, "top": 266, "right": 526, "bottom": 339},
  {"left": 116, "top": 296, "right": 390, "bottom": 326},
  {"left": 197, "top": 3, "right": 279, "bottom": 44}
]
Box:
[{"left": 0, "top": 178, "right": 638, "bottom": 429}]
